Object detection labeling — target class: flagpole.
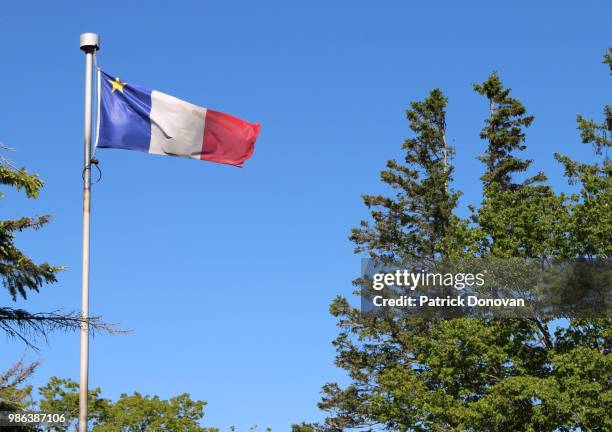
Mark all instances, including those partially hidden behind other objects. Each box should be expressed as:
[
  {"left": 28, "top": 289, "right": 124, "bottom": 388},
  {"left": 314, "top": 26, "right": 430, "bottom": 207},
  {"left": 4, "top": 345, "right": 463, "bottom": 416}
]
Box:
[{"left": 78, "top": 32, "right": 99, "bottom": 432}]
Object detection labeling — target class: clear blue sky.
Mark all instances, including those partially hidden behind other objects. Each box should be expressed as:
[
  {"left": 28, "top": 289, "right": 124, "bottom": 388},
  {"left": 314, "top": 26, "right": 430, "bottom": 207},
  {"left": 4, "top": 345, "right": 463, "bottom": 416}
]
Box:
[{"left": 1, "top": 1, "right": 610, "bottom": 430}]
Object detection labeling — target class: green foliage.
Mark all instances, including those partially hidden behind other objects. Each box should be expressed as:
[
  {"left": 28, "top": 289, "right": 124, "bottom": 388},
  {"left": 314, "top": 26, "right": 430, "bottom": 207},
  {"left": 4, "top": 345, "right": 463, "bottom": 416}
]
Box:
[
  {"left": 2, "top": 371, "right": 237, "bottom": 432},
  {"left": 553, "top": 154, "right": 611, "bottom": 258},
  {"left": 470, "top": 73, "right": 568, "bottom": 260},
  {"left": 95, "top": 392, "right": 207, "bottom": 432},
  {"left": 473, "top": 72, "right": 540, "bottom": 191},
  {"left": 0, "top": 160, "right": 43, "bottom": 199},
  {"left": 574, "top": 47, "right": 611, "bottom": 156},
  {"left": 553, "top": 47, "right": 612, "bottom": 258},
  {"left": 38, "top": 377, "right": 213, "bottom": 432},
  {"left": 292, "top": 423, "right": 317, "bottom": 432},
  {"left": 307, "top": 49, "right": 612, "bottom": 431},
  {"left": 38, "top": 377, "right": 110, "bottom": 431},
  {"left": 0, "top": 148, "right": 62, "bottom": 301}
]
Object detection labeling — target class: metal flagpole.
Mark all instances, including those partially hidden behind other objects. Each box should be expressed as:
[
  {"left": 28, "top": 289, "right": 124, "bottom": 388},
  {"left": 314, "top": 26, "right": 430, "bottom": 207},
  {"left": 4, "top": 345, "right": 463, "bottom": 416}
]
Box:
[{"left": 78, "top": 32, "right": 99, "bottom": 432}]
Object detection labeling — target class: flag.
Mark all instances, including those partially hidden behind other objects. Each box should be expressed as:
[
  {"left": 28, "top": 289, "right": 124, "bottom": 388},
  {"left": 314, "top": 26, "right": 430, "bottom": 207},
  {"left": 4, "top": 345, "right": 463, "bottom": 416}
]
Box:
[{"left": 96, "top": 70, "right": 260, "bottom": 167}]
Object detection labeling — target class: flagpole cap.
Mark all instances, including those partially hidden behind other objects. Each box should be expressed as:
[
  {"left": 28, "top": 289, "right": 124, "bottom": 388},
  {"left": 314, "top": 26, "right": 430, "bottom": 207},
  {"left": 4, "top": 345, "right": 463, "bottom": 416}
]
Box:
[{"left": 80, "top": 33, "right": 100, "bottom": 52}]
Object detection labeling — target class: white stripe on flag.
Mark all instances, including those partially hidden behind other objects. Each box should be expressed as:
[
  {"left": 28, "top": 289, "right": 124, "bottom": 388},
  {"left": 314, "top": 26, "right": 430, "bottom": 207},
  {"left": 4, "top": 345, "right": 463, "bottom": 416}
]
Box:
[{"left": 149, "top": 90, "right": 206, "bottom": 159}]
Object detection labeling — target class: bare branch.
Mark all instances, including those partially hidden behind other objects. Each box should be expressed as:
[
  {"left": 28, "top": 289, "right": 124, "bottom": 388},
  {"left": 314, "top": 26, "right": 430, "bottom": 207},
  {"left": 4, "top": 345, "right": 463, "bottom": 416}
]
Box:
[
  {"left": 0, "top": 307, "right": 127, "bottom": 350},
  {"left": 0, "top": 356, "right": 40, "bottom": 389}
]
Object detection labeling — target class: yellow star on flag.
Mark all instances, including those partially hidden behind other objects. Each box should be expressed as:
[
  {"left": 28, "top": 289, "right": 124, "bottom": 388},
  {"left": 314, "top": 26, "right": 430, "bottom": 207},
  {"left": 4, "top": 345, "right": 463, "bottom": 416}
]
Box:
[{"left": 108, "top": 77, "right": 126, "bottom": 93}]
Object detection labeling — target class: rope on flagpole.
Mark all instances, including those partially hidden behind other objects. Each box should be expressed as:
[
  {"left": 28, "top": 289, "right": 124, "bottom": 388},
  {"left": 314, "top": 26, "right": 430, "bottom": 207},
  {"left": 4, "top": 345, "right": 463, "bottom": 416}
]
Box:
[
  {"left": 92, "top": 53, "right": 101, "bottom": 161},
  {"left": 86, "top": 51, "right": 103, "bottom": 185},
  {"left": 82, "top": 161, "right": 102, "bottom": 184}
]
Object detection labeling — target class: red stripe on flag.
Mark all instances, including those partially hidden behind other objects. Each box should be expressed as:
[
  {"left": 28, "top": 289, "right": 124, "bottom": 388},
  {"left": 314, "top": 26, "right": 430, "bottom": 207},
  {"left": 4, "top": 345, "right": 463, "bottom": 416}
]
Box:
[{"left": 201, "top": 109, "right": 260, "bottom": 167}]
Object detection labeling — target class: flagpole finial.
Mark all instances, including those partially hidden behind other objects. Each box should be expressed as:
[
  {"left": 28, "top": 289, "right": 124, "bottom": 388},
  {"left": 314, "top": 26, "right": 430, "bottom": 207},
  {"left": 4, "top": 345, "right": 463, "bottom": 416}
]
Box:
[{"left": 80, "top": 33, "right": 100, "bottom": 52}]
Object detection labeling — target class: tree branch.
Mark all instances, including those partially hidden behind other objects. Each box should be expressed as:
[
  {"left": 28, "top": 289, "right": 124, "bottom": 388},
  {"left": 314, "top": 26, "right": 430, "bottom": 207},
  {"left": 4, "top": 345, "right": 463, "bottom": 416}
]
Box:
[{"left": 0, "top": 307, "right": 126, "bottom": 350}]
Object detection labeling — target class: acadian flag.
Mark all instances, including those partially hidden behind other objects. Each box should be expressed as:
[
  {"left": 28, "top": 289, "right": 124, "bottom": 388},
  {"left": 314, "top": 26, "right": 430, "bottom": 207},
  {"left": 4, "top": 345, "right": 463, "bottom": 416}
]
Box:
[{"left": 96, "top": 71, "right": 260, "bottom": 167}]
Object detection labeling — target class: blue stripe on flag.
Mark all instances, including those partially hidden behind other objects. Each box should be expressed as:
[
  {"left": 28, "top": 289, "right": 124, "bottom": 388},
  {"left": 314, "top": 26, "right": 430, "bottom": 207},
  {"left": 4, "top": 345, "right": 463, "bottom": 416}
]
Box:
[{"left": 97, "top": 71, "right": 152, "bottom": 153}]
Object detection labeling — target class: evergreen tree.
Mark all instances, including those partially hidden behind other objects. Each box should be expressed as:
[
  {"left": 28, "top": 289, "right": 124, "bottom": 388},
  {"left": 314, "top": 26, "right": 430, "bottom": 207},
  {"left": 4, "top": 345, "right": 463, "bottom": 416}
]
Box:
[
  {"left": 574, "top": 47, "right": 611, "bottom": 157},
  {"left": 555, "top": 47, "right": 612, "bottom": 258},
  {"left": 472, "top": 72, "right": 539, "bottom": 191},
  {"left": 0, "top": 146, "right": 60, "bottom": 301},
  {"left": 349, "top": 89, "right": 465, "bottom": 262},
  {"left": 300, "top": 50, "right": 611, "bottom": 432},
  {"left": 471, "top": 73, "right": 568, "bottom": 260}
]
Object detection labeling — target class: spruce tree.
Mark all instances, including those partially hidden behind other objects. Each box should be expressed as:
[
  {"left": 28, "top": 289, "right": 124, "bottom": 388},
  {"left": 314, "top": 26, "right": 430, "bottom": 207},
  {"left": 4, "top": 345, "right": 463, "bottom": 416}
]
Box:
[
  {"left": 350, "top": 88, "right": 463, "bottom": 262},
  {"left": 472, "top": 74, "right": 568, "bottom": 259},
  {"left": 0, "top": 148, "right": 60, "bottom": 300},
  {"left": 300, "top": 50, "right": 611, "bottom": 432},
  {"left": 472, "top": 72, "right": 540, "bottom": 191},
  {"left": 555, "top": 47, "right": 611, "bottom": 258}
]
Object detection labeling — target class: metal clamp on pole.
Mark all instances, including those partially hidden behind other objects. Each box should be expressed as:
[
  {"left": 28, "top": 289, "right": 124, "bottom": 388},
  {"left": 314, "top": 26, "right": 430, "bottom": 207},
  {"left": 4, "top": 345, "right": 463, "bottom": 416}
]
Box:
[{"left": 79, "top": 32, "right": 99, "bottom": 432}]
